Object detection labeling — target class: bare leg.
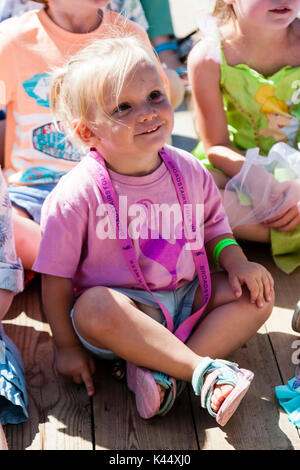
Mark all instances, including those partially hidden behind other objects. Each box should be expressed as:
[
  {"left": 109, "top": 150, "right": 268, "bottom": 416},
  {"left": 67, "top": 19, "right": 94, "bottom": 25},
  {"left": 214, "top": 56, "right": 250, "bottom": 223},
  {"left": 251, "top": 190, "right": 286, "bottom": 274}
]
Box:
[
  {"left": 219, "top": 188, "right": 270, "bottom": 243},
  {"left": 12, "top": 206, "right": 41, "bottom": 270},
  {"left": 187, "top": 271, "right": 273, "bottom": 358},
  {"left": 0, "top": 423, "right": 8, "bottom": 450},
  {"left": 72, "top": 279, "right": 273, "bottom": 409},
  {"left": 0, "top": 290, "right": 13, "bottom": 322},
  {"left": 73, "top": 287, "right": 201, "bottom": 382}
]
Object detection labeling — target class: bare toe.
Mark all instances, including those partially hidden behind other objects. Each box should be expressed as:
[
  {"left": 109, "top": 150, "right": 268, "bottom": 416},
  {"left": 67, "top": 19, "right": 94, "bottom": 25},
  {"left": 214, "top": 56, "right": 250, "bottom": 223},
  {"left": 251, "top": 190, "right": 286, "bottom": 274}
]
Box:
[
  {"left": 158, "top": 384, "right": 165, "bottom": 405},
  {"left": 211, "top": 384, "right": 233, "bottom": 412}
]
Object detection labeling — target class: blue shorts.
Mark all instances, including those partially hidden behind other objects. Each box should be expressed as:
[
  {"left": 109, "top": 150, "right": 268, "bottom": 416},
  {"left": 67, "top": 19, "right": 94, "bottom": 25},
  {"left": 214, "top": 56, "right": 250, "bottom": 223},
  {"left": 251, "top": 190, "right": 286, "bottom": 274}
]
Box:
[
  {"left": 0, "top": 324, "right": 28, "bottom": 425},
  {"left": 8, "top": 183, "right": 56, "bottom": 224},
  {"left": 70, "top": 277, "right": 200, "bottom": 361}
]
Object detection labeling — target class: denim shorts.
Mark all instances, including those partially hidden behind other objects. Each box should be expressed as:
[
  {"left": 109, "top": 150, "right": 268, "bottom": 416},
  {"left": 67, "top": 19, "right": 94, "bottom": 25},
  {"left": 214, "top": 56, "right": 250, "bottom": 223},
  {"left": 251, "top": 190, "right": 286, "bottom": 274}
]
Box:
[
  {"left": 8, "top": 183, "right": 56, "bottom": 224},
  {"left": 0, "top": 323, "right": 28, "bottom": 425},
  {"left": 70, "top": 277, "right": 200, "bottom": 360}
]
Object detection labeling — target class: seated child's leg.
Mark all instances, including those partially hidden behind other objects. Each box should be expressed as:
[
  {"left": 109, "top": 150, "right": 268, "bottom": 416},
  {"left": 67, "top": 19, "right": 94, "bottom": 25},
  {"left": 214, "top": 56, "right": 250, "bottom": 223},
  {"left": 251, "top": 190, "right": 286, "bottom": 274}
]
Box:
[
  {"left": 0, "top": 423, "right": 8, "bottom": 450},
  {"left": 12, "top": 206, "right": 41, "bottom": 271},
  {"left": 185, "top": 271, "right": 273, "bottom": 414},
  {"left": 219, "top": 188, "right": 270, "bottom": 243},
  {"left": 186, "top": 271, "right": 274, "bottom": 359},
  {"left": 72, "top": 286, "right": 201, "bottom": 381},
  {"left": 0, "top": 290, "right": 13, "bottom": 322},
  {"left": 72, "top": 285, "right": 258, "bottom": 417}
]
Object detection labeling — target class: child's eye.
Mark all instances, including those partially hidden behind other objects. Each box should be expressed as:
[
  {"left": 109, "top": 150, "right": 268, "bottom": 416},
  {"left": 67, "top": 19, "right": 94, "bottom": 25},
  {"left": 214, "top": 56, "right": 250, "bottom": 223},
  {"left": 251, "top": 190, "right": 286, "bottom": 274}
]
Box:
[
  {"left": 148, "top": 90, "right": 163, "bottom": 102},
  {"left": 114, "top": 102, "right": 131, "bottom": 114}
]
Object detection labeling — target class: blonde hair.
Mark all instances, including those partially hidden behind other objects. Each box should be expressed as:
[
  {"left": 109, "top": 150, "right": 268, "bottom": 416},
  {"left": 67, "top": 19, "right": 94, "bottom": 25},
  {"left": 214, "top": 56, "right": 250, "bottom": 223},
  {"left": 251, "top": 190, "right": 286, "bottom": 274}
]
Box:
[
  {"left": 50, "top": 34, "right": 161, "bottom": 148},
  {"left": 213, "top": 1, "right": 236, "bottom": 25}
]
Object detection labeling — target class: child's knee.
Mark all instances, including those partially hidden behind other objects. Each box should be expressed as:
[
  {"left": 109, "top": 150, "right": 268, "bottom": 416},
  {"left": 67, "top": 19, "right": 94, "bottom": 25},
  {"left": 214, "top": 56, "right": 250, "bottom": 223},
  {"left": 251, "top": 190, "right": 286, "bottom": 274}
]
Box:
[
  {"left": 263, "top": 288, "right": 275, "bottom": 320},
  {"left": 251, "top": 288, "right": 274, "bottom": 327},
  {"left": 74, "top": 286, "right": 134, "bottom": 335}
]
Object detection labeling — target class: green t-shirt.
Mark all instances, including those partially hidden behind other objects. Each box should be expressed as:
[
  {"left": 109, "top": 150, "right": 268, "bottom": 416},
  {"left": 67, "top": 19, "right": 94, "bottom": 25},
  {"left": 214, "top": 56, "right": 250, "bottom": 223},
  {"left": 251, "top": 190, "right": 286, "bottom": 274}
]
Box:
[
  {"left": 192, "top": 50, "right": 300, "bottom": 273},
  {"left": 220, "top": 50, "right": 300, "bottom": 154}
]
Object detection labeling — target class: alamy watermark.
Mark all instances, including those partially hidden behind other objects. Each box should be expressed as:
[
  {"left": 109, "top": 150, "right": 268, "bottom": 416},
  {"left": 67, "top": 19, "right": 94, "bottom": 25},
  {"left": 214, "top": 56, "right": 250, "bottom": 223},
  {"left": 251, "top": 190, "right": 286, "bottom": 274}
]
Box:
[
  {"left": 95, "top": 196, "right": 205, "bottom": 251},
  {"left": 291, "top": 339, "right": 300, "bottom": 367}
]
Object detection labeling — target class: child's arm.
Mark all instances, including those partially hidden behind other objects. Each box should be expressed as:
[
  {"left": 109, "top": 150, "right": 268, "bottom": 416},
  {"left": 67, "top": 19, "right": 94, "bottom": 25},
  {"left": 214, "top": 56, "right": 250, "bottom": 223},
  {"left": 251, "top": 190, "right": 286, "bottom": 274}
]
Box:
[
  {"left": 188, "top": 42, "right": 245, "bottom": 178},
  {"left": 205, "top": 234, "right": 274, "bottom": 308},
  {"left": 42, "top": 274, "right": 95, "bottom": 396}
]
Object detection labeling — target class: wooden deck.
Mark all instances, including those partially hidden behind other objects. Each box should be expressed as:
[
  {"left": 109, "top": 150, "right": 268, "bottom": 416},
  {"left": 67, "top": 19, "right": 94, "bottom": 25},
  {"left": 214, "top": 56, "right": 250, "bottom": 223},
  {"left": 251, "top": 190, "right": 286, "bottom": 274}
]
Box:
[
  {"left": 2, "top": 93, "right": 300, "bottom": 451},
  {"left": 2, "top": 242, "right": 300, "bottom": 450},
  {"left": 2, "top": 0, "right": 300, "bottom": 446}
]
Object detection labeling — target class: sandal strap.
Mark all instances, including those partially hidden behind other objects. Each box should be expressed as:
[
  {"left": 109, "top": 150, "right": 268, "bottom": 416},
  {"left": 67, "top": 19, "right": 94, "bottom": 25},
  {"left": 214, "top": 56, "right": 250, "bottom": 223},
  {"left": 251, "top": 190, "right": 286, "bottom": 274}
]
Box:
[
  {"left": 176, "top": 379, "right": 187, "bottom": 397},
  {"left": 175, "top": 66, "right": 187, "bottom": 76},
  {"left": 191, "top": 357, "right": 240, "bottom": 417},
  {"left": 152, "top": 371, "right": 176, "bottom": 416},
  {"left": 154, "top": 40, "right": 178, "bottom": 54},
  {"left": 152, "top": 371, "right": 173, "bottom": 390}
]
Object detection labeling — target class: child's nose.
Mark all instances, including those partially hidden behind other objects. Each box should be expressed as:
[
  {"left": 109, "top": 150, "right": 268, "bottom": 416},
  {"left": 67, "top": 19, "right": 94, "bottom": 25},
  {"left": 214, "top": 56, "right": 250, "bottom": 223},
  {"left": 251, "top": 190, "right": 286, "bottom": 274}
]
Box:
[{"left": 138, "top": 103, "right": 157, "bottom": 122}]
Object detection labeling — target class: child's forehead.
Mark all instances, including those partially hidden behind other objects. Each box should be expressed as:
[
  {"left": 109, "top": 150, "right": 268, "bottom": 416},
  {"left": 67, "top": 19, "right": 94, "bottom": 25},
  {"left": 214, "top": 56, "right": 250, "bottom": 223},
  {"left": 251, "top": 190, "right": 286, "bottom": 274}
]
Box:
[{"left": 104, "top": 59, "right": 163, "bottom": 104}]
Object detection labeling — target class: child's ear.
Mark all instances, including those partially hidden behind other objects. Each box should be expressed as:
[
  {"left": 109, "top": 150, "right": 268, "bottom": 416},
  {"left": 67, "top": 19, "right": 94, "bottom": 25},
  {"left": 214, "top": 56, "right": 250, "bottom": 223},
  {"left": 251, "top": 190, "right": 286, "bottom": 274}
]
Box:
[{"left": 73, "top": 119, "right": 100, "bottom": 146}]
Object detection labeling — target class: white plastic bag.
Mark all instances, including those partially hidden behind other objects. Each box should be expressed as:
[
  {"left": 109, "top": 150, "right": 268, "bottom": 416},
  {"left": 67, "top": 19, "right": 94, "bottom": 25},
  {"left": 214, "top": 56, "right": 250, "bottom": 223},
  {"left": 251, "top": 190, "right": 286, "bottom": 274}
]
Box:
[{"left": 224, "top": 143, "right": 300, "bottom": 228}]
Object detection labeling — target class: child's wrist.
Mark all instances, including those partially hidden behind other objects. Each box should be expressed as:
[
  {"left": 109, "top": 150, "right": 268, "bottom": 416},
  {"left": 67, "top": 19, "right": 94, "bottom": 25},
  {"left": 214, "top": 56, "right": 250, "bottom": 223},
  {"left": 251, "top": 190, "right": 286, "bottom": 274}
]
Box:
[
  {"left": 213, "top": 238, "right": 240, "bottom": 266},
  {"left": 216, "top": 243, "right": 248, "bottom": 271}
]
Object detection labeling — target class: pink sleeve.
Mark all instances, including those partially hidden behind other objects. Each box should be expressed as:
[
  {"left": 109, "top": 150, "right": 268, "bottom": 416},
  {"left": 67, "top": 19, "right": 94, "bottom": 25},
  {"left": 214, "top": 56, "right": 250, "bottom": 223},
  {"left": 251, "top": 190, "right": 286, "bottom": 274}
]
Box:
[
  {"left": 33, "top": 194, "right": 87, "bottom": 278},
  {"left": 202, "top": 169, "right": 232, "bottom": 243}
]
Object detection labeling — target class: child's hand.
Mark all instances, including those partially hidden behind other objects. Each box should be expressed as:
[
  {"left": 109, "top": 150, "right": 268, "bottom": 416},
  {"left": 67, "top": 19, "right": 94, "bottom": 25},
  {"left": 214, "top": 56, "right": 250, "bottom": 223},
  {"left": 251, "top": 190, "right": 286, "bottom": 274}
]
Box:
[
  {"left": 263, "top": 204, "right": 300, "bottom": 232},
  {"left": 227, "top": 260, "right": 274, "bottom": 308},
  {"left": 55, "top": 345, "right": 96, "bottom": 397}
]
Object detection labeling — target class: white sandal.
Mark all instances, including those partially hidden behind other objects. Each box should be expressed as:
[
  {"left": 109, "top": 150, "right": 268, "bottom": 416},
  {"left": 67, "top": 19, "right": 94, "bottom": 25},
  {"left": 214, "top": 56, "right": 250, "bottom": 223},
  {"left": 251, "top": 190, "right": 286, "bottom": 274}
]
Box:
[{"left": 192, "top": 357, "right": 254, "bottom": 427}]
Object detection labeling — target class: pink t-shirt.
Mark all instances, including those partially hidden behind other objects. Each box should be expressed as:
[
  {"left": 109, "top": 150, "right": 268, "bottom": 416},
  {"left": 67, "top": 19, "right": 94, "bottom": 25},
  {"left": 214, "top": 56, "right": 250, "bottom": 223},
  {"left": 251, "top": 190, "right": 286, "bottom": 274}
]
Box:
[{"left": 33, "top": 145, "right": 232, "bottom": 295}]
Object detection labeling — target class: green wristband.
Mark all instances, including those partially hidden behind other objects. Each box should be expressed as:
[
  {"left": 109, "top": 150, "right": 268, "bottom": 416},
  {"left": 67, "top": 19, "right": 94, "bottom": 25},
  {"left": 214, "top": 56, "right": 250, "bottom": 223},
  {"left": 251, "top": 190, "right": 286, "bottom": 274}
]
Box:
[{"left": 213, "top": 239, "right": 239, "bottom": 266}]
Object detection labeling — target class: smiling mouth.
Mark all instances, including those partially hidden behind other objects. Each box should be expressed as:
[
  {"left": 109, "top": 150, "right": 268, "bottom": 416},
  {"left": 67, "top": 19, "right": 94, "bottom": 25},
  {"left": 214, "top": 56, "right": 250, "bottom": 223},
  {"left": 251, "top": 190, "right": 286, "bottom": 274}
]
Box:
[
  {"left": 139, "top": 125, "right": 162, "bottom": 135},
  {"left": 269, "top": 7, "right": 291, "bottom": 14}
]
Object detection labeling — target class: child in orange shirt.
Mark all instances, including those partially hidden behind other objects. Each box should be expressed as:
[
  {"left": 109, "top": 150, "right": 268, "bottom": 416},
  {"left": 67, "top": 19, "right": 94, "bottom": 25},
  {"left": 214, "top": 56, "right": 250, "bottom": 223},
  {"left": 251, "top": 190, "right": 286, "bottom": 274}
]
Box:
[{"left": 0, "top": 0, "right": 175, "bottom": 271}]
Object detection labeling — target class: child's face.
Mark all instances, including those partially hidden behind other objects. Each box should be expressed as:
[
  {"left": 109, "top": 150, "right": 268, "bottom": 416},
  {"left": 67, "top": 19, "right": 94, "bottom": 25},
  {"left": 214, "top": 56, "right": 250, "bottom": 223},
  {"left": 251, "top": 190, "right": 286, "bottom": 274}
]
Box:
[
  {"left": 226, "top": 0, "right": 300, "bottom": 28},
  {"left": 89, "top": 60, "right": 174, "bottom": 174}
]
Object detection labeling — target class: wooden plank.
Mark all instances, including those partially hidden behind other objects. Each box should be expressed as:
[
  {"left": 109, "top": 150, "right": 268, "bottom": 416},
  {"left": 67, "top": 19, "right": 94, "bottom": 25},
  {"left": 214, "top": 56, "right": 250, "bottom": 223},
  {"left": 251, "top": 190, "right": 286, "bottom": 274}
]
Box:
[
  {"left": 188, "top": 242, "right": 299, "bottom": 449},
  {"left": 243, "top": 242, "right": 300, "bottom": 381},
  {"left": 93, "top": 361, "right": 199, "bottom": 450},
  {"left": 191, "top": 328, "right": 298, "bottom": 449},
  {"left": 2, "top": 278, "right": 93, "bottom": 450},
  {"left": 243, "top": 242, "right": 300, "bottom": 444}
]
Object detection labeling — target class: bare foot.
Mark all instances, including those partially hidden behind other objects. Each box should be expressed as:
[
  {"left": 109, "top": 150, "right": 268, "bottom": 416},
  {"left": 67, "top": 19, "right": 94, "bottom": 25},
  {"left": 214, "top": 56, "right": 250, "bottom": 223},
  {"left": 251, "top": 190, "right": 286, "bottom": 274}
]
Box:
[
  {"left": 157, "top": 384, "right": 165, "bottom": 405},
  {"left": 211, "top": 384, "right": 233, "bottom": 412},
  {"left": 157, "top": 379, "right": 234, "bottom": 412}
]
